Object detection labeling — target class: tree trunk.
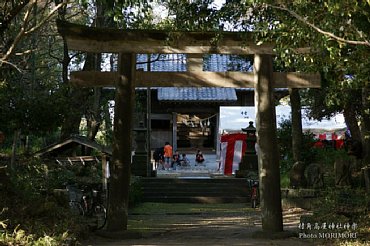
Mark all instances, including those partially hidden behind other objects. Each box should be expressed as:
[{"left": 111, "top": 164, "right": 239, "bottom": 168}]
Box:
[
  {"left": 86, "top": 88, "right": 102, "bottom": 141},
  {"left": 86, "top": 52, "right": 102, "bottom": 142},
  {"left": 361, "top": 87, "right": 370, "bottom": 165},
  {"left": 254, "top": 54, "right": 283, "bottom": 233},
  {"left": 9, "top": 129, "right": 21, "bottom": 174},
  {"left": 60, "top": 50, "right": 99, "bottom": 140},
  {"left": 343, "top": 103, "right": 362, "bottom": 141},
  {"left": 289, "top": 88, "right": 303, "bottom": 162},
  {"left": 60, "top": 88, "right": 89, "bottom": 140},
  {"left": 107, "top": 53, "right": 134, "bottom": 231}
]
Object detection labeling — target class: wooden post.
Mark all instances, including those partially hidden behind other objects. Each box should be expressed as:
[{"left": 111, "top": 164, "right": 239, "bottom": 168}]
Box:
[
  {"left": 107, "top": 53, "right": 135, "bottom": 231},
  {"left": 101, "top": 154, "right": 108, "bottom": 191},
  {"left": 147, "top": 87, "right": 152, "bottom": 176},
  {"left": 187, "top": 54, "right": 203, "bottom": 72},
  {"left": 254, "top": 54, "right": 283, "bottom": 233},
  {"left": 172, "top": 112, "right": 177, "bottom": 151},
  {"left": 290, "top": 88, "right": 303, "bottom": 163},
  {"left": 216, "top": 113, "right": 220, "bottom": 158}
]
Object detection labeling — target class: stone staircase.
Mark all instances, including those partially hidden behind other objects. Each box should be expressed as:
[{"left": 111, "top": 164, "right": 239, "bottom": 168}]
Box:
[{"left": 140, "top": 177, "right": 251, "bottom": 203}]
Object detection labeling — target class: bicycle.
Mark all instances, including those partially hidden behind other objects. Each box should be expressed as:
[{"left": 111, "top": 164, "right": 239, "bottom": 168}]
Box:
[
  {"left": 66, "top": 184, "right": 107, "bottom": 230},
  {"left": 250, "top": 180, "right": 259, "bottom": 208}
]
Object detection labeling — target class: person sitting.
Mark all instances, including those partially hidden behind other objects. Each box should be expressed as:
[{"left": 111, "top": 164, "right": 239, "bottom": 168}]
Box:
[
  {"left": 172, "top": 151, "right": 181, "bottom": 168},
  {"left": 195, "top": 150, "right": 205, "bottom": 165},
  {"left": 180, "top": 153, "right": 190, "bottom": 168}
]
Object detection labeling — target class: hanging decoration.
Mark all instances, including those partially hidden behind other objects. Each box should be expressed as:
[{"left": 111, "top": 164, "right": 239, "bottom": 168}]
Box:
[{"left": 180, "top": 113, "right": 217, "bottom": 129}]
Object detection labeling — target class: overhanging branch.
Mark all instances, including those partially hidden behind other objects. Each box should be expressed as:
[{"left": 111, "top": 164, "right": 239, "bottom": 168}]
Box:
[{"left": 268, "top": 4, "right": 370, "bottom": 47}]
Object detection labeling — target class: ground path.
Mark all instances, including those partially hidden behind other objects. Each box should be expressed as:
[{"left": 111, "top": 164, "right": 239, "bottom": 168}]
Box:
[{"left": 81, "top": 204, "right": 326, "bottom": 246}]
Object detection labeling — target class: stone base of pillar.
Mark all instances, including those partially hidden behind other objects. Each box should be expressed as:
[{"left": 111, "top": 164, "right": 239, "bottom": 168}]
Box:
[
  {"left": 235, "top": 169, "right": 258, "bottom": 179},
  {"left": 131, "top": 152, "right": 149, "bottom": 177},
  {"left": 236, "top": 154, "right": 258, "bottom": 178}
]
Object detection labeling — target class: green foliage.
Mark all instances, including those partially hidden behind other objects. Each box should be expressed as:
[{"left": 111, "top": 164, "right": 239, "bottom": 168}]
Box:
[
  {"left": 129, "top": 176, "right": 143, "bottom": 208},
  {"left": 0, "top": 156, "right": 105, "bottom": 245},
  {"left": 276, "top": 119, "right": 356, "bottom": 188},
  {"left": 300, "top": 187, "right": 370, "bottom": 244},
  {"left": 277, "top": 118, "right": 317, "bottom": 167},
  {"left": 280, "top": 172, "right": 290, "bottom": 188},
  {"left": 311, "top": 187, "right": 369, "bottom": 226},
  {"left": 47, "top": 159, "right": 103, "bottom": 189},
  {"left": 0, "top": 223, "right": 72, "bottom": 246}
]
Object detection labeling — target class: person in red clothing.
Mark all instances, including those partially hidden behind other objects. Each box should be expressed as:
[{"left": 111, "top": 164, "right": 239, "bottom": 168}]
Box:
[
  {"left": 163, "top": 142, "right": 173, "bottom": 170},
  {"left": 195, "top": 149, "right": 205, "bottom": 165}
]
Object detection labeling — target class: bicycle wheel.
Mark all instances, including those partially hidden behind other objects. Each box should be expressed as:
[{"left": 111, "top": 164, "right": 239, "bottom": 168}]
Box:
[
  {"left": 92, "top": 204, "right": 107, "bottom": 230},
  {"left": 69, "top": 201, "right": 84, "bottom": 216}
]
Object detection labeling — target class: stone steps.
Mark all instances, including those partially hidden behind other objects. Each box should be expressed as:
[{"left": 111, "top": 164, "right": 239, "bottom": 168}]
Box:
[{"left": 140, "top": 177, "right": 251, "bottom": 203}]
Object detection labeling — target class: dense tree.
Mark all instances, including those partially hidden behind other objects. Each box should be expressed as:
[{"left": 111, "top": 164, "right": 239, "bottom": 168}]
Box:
[
  {"left": 0, "top": 0, "right": 70, "bottom": 172},
  {"left": 0, "top": 0, "right": 67, "bottom": 69},
  {"left": 260, "top": 1, "right": 370, "bottom": 162}
]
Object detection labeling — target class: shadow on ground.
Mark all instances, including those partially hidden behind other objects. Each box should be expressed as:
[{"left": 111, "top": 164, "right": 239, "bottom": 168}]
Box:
[{"left": 82, "top": 203, "right": 321, "bottom": 246}]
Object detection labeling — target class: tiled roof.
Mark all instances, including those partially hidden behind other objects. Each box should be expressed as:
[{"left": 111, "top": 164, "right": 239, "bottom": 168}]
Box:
[
  {"left": 136, "top": 54, "right": 285, "bottom": 102},
  {"left": 157, "top": 87, "right": 237, "bottom": 102},
  {"left": 136, "top": 54, "right": 252, "bottom": 72}
]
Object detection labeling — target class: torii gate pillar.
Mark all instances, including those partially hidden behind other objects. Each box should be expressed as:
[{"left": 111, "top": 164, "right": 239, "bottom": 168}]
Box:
[
  {"left": 254, "top": 54, "right": 283, "bottom": 232},
  {"left": 107, "top": 53, "right": 135, "bottom": 231}
]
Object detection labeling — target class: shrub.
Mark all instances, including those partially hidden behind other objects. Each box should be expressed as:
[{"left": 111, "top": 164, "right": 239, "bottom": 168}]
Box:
[
  {"left": 0, "top": 159, "right": 91, "bottom": 245},
  {"left": 129, "top": 176, "right": 143, "bottom": 208}
]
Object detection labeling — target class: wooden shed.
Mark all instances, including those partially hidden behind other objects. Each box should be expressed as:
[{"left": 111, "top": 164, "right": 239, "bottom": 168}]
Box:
[{"left": 34, "top": 135, "right": 112, "bottom": 188}]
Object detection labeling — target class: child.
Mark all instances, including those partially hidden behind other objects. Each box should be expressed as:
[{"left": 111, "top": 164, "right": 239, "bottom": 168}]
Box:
[
  {"left": 180, "top": 153, "right": 190, "bottom": 167},
  {"left": 163, "top": 142, "right": 173, "bottom": 170},
  {"left": 153, "top": 147, "right": 164, "bottom": 170},
  {"left": 172, "top": 151, "right": 181, "bottom": 168},
  {"left": 195, "top": 149, "right": 205, "bottom": 165}
]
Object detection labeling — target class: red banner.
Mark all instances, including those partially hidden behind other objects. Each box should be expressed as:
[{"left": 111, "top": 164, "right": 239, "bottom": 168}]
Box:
[{"left": 220, "top": 133, "right": 247, "bottom": 175}]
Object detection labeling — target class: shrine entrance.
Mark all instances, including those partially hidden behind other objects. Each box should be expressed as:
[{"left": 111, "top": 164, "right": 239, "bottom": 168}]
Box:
[{"left": 57, "top": 20, "right": 320, "bottom": 231}]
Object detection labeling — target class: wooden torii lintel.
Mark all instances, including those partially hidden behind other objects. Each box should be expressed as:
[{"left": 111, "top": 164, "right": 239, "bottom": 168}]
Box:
[
  {"left": 58, "top": 20, "right": 320, "bottom": 89},
  {"left": 57, "top": 20, "right": 312, "bottom": 55},
  {"left": 70, "top": 70, "right": 321, "bottom": 88}
]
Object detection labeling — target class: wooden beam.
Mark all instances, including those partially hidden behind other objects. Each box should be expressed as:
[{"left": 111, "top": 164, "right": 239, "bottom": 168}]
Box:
[
  {"left": 135, "top": 71, "right": 254, "bottom": 87},
  {"left": 70, "top": 70, "right": 321, "bottom": 88},
  {"left": 187, "top": 53, "right": 203, "bottom": 72},
  {"left": 273, "top": 72, "right": 321, "bottom": 88},
  {"left": 70, "top": 71, "right": 119, "bottom": 87},
  {"left": 57, "top": 20, "right": 275, "bottom": 54}
]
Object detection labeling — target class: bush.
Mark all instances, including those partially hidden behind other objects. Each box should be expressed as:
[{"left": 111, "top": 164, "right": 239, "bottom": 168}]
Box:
[
  {"left": 0, "top": 152, "right": 144, "bottom": 245},
  {"left": 0, "top": 159, "right": 91, "bottom": 245},
  {"left": 129, "top": 176, "right": 143, "bottom": 208},
  {"left": 277, "top": 119, "right": 318, "bottom": 166}
]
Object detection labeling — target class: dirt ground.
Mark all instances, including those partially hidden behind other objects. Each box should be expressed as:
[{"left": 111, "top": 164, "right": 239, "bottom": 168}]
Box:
[{"left": 80, "top": 204, "right": 333, "bottom": 246}]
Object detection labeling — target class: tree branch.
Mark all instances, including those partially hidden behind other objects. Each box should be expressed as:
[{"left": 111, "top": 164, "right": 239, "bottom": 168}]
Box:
[
  {"left": 0, "top": 0, "right": 68, "bottom": 66},
  {"left": 268, "top": 4, "right": 370, "bottom": 47},
  {"left": 0, "top": 0, "right": 30, "bottom": 34},
  {"left": 24, "top": 1, "right": 67, "bottom": 35},
  {"left": 0, "top": 0, "right": 35, "bottom": 66},
  {"left": 136, "top": 54, "right": 184, "bottom": 65},
  {"left": 0, "top": 60, "right": 23, "bottom": 73}
]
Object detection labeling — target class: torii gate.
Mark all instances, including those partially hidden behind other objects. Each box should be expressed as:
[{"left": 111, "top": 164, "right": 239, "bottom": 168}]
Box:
[{"left": 57, "top": 20, "right": 320, "bottom": 233}]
